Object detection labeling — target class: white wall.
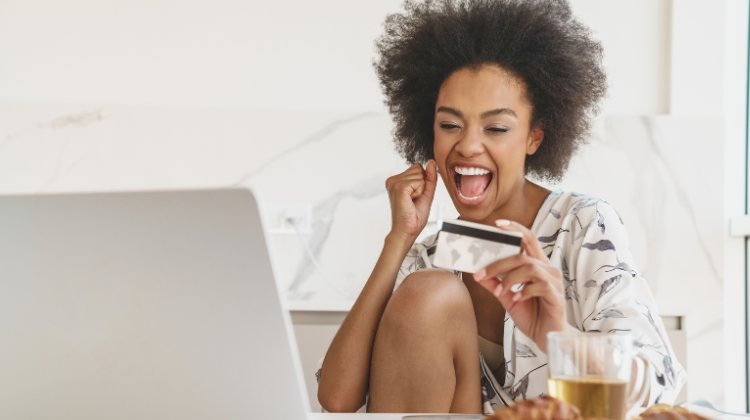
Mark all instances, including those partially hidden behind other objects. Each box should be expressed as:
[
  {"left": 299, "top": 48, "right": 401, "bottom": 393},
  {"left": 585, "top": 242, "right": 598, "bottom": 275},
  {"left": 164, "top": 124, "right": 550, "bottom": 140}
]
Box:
[
  {"left": 0, "top": 0, "right": 403, "bottom": 111},
  {"left": 571, "top": 0, "right": 672, "bottom": 114},
  {"left": 0, "top": 0, "right": 671, "bottom": 114}
]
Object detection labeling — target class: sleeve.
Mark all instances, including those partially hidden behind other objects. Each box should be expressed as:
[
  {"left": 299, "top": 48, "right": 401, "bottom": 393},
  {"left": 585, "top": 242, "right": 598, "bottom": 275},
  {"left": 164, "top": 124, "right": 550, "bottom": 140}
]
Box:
[
  {"left": 393, "top": 239, "right": 433, "bottom": 290},
  {"left": 568, "top": 200, "right": 687, "bottom": 405}
]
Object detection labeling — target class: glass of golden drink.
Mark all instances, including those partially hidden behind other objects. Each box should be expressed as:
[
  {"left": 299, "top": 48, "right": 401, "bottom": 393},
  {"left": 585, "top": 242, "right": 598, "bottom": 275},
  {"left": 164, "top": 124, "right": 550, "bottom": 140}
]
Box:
[{"left": 547, "top": 332, "right": 647, "bottom": 420}]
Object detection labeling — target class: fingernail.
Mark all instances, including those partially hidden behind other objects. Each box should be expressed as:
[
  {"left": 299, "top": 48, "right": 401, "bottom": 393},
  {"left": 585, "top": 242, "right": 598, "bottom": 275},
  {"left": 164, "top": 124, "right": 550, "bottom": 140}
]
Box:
[
  {"left": 475, "top": 269, "right": 486, "bottom": 280},
  {"left": 495, "top": 219, "right": 510, "bottom": 227},
  {"left": 493, "top": 284, "right": 503, "bottom": 297},
  {"left": 512, "top": 292, "right": 521, "bottom": 302}
]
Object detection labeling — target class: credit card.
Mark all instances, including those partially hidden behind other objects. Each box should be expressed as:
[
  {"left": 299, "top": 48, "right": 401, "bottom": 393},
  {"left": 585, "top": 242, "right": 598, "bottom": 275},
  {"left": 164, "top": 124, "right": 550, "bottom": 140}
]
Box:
[{"left": 432, "top": 219, "right": 523, "bottom": 274}]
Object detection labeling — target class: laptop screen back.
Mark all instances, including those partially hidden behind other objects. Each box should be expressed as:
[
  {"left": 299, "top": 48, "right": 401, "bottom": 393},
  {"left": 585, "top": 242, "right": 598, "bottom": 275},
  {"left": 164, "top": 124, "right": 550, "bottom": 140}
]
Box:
[{"left": 0, "top": 189, "right": 310, "bottom": 419}]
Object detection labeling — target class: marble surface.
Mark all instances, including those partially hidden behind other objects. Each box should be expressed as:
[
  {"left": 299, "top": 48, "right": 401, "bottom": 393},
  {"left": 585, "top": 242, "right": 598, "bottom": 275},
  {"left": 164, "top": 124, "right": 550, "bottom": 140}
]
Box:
[{"left": 0, "top": 104, "right": 727, "bottom": 405}]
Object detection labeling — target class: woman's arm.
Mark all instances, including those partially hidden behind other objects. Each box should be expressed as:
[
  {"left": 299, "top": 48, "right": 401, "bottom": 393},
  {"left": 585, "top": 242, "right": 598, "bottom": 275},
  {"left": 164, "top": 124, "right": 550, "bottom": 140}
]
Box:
[{"left": 317, "top": 232, "right": 413, "bottom": 412}]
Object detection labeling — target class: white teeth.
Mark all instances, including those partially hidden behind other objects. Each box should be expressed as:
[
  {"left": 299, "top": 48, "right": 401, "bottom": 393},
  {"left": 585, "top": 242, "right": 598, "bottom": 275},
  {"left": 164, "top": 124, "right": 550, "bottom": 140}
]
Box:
[
  {"left": 457, "top": 190, "right": 482, "bottom": 201},
  {"left": 454, "top": 166, "right": 490, "bottom": 176}
]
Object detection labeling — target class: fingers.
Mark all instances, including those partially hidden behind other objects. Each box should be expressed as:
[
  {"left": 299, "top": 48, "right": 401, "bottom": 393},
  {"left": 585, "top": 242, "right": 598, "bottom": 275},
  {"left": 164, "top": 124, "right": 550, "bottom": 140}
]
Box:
[
  {"left": 385, "top": 161, "right": 437, "bottom": 200},
  {"left": 403, "top": 162, "right": 427, "bottom": 177},
  {"left": 475, "top": 257, "right": 563, "bottom": 303},
  {"left": 501, "top": 261, "right": 562, "bottom": 294},
  {"left": 508, "top": 280, "right": 563, "bottom": 307},
  {"left": 385, "top": 164, "right": 419, "bottom": 188},
  {"left": 496, "top": 259, "right": 549, "bottom": 294},
  {"left": 414, "top": 160, "right": 438, "bottom": 210},
  {"left": 475, "top": 276, "right": 501, "bottom": 295},
  {"left": 495, "top": 219, "right": 547, "bottom": 261},
  {"left": 474, "top": 253, "right": 528, "bottom": 281},
  {"left": 408, "top": 179, "right": 425, "bottom": 199},
  {"left": 385, "top": 162, "right": 421, "bottom": 181},
  {"left": 385, "top": 179, "right": 422, "bottom": 200}
]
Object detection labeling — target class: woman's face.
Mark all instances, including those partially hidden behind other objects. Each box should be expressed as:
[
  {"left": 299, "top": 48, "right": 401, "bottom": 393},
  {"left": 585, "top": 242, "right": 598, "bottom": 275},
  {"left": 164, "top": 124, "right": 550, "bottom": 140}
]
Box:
[{"left": 433, "top": 64, "right": 543, "bottom": 224}]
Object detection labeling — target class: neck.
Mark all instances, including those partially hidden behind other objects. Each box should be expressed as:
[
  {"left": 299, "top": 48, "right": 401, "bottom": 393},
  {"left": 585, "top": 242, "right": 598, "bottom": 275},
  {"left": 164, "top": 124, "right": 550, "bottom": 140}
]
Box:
[{"left": 480, "top": 179, "right": 550, "bottom": 229}]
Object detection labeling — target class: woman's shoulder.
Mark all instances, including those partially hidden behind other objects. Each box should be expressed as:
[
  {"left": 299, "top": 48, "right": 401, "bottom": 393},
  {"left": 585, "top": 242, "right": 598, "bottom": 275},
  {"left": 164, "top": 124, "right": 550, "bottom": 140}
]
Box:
[
  {"left": 540, "top": 190, "right": 623, "bottom": 231},
  {"left": 533, "top": 190, "right": 623, "bottom": 239}
]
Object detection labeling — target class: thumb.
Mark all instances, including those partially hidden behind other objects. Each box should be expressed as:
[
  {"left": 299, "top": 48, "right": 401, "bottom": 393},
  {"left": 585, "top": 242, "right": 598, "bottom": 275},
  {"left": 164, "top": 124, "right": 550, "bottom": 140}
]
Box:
[
  {"left": 413, "top": 160, "right": 437, "bottom": 216},
  {"left": 422, "top": 160, "right": 438, "bottom": 201}
]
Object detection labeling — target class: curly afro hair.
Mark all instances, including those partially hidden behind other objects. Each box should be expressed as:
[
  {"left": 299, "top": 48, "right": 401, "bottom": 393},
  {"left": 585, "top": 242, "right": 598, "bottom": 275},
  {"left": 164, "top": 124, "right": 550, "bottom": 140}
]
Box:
[{"left": 374, "top": 0, "right": 607, "bottom": 180}]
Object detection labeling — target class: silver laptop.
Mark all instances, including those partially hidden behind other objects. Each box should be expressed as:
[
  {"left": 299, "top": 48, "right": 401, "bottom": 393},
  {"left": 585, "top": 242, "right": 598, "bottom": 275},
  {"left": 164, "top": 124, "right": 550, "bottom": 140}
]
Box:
[{"left": 0, "top": 189, "right": 311, "bottom": 419}]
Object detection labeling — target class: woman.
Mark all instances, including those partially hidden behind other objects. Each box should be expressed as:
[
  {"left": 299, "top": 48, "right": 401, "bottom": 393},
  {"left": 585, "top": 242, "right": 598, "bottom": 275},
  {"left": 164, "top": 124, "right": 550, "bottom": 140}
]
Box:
[{"left": 317, "top": 0, "right": 685, "bottom": 414}]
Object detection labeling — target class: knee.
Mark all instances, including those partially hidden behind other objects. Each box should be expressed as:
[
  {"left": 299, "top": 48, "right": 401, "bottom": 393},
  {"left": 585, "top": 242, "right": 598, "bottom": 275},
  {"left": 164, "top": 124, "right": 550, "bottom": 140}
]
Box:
[{"left": 383, "top": 269, "right": 473, "bottom": 327}]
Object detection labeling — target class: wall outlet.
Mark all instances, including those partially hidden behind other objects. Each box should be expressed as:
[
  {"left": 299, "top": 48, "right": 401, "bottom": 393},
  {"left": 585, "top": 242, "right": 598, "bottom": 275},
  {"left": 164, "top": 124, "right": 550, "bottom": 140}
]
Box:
[{"left": 265, "top": 202, "right": 313, "bottom": 235}]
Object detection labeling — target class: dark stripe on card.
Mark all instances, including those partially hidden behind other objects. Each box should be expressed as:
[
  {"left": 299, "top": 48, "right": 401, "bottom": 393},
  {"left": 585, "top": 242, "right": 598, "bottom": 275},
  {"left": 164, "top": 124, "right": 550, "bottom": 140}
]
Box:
[{"left": 440, "top": 222, "right": 522, "bottom": 246}]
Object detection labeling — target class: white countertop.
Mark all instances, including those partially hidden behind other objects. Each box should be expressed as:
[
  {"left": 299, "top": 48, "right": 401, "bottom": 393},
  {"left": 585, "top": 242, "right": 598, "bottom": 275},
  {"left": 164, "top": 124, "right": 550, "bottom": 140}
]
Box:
[
  {"left": 309, "top": 415, "right": 482, "bottom": 420},
  {"left": 287, "top": 300, "right": 354, "bottom": 312}
]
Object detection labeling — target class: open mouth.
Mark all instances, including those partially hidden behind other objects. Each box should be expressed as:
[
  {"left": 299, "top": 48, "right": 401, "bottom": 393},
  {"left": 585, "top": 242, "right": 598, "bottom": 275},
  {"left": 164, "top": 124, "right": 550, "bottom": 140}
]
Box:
[{"left": 453, "top": 165, "right": 493, "bottom": 203}]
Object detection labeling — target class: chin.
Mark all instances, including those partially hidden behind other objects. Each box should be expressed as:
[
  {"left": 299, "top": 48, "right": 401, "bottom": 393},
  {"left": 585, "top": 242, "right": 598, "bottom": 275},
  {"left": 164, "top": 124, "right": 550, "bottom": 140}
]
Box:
[{"left": 450, "top": 196, "right": 494, "bottom": 224}]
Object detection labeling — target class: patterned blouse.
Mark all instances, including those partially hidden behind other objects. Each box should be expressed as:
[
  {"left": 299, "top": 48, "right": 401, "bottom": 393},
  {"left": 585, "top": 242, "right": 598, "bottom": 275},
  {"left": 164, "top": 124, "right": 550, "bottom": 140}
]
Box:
[{"left": 394, "top": 190, "right": 687, "bottom": 413}]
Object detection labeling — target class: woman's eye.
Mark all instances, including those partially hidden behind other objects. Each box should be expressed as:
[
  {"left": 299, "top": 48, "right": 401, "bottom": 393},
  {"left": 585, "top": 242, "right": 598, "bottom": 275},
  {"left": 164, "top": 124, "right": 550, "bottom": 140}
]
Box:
[
  {"left": 439, "top": 123, "right": 461, "bottom": 131},
  {"left": 486, "top": 127, "right": 509, "bottom": 133}
]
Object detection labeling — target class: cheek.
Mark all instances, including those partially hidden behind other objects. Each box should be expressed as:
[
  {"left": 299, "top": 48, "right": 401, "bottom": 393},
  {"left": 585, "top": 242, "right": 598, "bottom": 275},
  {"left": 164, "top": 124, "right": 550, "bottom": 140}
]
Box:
[
  {"left": 490, "top": 139, "right": 528, "bottom": 171},
  {"left": 432, "top": 135, "right": 449, "bottom": 158},
  {"left": 438, "top": 167, "right": 450, "bottom": 186}
]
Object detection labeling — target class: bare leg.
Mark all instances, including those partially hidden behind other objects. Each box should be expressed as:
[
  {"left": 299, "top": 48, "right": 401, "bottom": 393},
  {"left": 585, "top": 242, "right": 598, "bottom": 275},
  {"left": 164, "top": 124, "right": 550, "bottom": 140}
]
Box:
[{"left": 368, "top": 269, "right": 482, "bottom": 413}]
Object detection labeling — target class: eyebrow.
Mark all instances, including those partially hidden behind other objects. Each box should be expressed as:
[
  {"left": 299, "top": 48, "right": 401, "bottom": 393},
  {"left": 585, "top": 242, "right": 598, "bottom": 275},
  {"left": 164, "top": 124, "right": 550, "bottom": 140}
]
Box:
[{"left": 436, "top": 106, "right": 517, "bottom": 119}]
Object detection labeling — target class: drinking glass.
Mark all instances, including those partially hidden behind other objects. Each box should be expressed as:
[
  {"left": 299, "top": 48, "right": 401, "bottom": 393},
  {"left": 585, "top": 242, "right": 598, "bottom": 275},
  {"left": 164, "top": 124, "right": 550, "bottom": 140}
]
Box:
[{"left": 547, "top": 332, "right": 647, "bottom": 420}]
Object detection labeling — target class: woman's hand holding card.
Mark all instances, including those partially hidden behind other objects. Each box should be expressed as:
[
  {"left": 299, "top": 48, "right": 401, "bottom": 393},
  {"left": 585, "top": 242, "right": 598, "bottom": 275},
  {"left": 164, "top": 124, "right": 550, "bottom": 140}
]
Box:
[{"left": 473, "top": 219, "right": 568, "bottom": 353}]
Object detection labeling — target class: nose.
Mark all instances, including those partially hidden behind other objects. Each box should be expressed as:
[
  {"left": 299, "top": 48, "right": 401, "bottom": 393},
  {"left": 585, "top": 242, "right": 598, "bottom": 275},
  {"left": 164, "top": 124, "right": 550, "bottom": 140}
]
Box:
[{"left": 454, "top": 126, "right": 484, "bottom": 158}]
